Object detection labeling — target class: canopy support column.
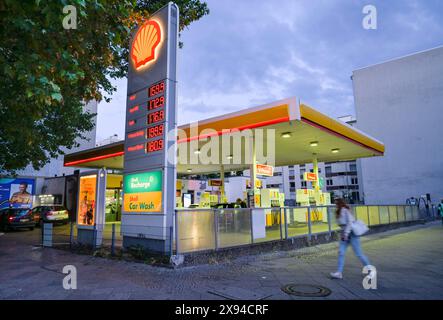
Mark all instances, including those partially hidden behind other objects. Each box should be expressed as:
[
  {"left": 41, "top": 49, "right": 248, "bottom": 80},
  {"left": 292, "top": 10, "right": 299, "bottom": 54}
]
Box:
[
  {"left": 250, "top": 137, "right": 257, "bottom": 207},
  {"left": 313, "top": 155, "right": 320, "bottom": 191},
  {"left": 220, "top": 165, "right": 225, "bottom": 201}
]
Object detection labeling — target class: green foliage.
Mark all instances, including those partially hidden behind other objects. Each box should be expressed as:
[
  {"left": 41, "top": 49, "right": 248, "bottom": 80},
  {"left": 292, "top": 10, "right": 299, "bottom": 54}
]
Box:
[{"left": 0, "top": 0, "right": 209, "bottom": 173}]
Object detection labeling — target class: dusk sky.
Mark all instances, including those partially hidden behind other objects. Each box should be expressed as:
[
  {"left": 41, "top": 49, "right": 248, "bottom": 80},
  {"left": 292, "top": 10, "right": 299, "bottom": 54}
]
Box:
[{"left": 96, "top": 0, "right": 443, "bottom": 142}]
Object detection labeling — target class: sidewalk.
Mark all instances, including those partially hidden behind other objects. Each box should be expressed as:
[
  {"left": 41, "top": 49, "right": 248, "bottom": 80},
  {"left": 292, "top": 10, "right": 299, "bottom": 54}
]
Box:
[{"left": 1, "top": 221, "right": 442, "bottom": 300}]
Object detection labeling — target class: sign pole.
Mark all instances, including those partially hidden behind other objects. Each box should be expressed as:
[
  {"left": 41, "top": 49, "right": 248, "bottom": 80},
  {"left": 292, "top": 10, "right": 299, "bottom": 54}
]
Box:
[{"left": 122, "top": 3, "right": 179, "bottom": 254}]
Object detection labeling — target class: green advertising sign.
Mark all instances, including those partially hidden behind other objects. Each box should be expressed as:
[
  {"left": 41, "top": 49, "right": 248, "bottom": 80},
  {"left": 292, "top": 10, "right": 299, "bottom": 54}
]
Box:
[{"left": 123, "top": 171, "right": 162, "bottom": 194}]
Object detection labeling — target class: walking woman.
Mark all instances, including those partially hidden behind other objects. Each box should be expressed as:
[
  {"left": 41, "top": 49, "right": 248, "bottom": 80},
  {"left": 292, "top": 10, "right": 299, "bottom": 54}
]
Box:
[{"left": 330, "top": 198, "right": 371, "bottom": 279}]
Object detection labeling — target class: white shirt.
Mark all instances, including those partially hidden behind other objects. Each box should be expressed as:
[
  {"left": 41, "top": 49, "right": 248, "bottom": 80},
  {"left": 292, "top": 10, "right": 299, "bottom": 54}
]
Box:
[{"left": 336, "top": 207, "right": 355, "bottom": 237}]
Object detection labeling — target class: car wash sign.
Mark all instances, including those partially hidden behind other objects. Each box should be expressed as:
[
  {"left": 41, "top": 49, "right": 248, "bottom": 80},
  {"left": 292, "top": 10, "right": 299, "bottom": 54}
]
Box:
[
  {"left": 123, "top": 171, "right": 162, "bottom": 212},
  {"left": 123, "top": 2, "right": 178, "bottom": 219}
]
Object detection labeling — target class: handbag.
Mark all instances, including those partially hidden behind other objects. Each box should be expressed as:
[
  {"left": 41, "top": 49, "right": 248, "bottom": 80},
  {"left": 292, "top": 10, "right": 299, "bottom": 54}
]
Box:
[{"left": 351, "top": 219, "right": 369, "bottom": 236}]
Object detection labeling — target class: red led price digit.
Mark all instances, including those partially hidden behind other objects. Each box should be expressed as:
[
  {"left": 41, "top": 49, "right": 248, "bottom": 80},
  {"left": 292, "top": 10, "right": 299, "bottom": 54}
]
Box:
[
  {"left": 148, "top": 96, "right": 165, "bottom": 110},
  {"left": 147, "top": 124, "right": 164, "bottom": 139},
  {"left": 146, "top": 139, "right": 164, "bottom": 153},
  {"left": 147, "top": 110, "right": 164, "bottom": 124},
  {"left": 148, "top": 81, "right": 165, "bottom": 97}
]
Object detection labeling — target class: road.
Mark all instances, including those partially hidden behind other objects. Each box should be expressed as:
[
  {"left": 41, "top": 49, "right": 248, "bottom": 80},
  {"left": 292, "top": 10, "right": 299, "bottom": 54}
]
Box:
[{"left": 0, "top": 221, "right": 442, "bottom": 300}]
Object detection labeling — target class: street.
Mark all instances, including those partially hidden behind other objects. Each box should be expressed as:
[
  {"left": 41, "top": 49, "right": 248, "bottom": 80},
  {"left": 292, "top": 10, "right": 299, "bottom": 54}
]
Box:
[{"left": 1, "top": 221, "right": 442, "bottom": 300}]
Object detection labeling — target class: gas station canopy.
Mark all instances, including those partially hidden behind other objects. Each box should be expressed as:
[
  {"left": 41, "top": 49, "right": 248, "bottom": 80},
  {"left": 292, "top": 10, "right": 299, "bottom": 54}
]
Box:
[{"left": 64, "top": 97, "right": 384, "bottom": 173}]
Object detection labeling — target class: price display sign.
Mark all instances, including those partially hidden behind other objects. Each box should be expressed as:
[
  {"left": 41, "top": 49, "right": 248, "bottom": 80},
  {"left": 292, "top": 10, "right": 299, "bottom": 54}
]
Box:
[{"left": 122, "top": 2, "right": 179, "bottom": 252}]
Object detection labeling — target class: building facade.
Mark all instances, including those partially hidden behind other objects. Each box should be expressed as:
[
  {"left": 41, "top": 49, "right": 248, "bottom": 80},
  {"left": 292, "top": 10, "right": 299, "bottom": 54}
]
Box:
[{"left": 352, "top": 46, "right": 443, "bottom": 204}]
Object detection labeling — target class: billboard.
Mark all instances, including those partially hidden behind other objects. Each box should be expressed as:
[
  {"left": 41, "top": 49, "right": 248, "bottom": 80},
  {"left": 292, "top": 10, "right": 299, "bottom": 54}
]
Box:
[
  {"left": 0, "top": 178, "right": 35, "bottom": 209},
  {"left": 77, "top": 175, "right": 97, "bottom": 226}
]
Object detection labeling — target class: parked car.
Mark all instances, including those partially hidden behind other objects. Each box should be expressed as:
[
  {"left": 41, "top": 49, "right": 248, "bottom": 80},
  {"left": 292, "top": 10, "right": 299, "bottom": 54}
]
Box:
[
  {"left": 31, "top": 205, "right": 69, "bottom": 226},
  {"left": 0, "top": 208, "right": 36, "bottom": 231}
]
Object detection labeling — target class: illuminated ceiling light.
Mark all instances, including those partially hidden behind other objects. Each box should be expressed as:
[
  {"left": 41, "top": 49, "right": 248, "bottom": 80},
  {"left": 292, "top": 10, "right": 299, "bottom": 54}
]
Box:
[
  {"left": 194, "top": 150, "right": 201, "bottom": 154},
  {"left": 187, "top": 169, "right": 192, "bottom": 173},
  {"left": 281, "top": 132, "right": 292, "bottom": 138},
  {"left": 310, "top": 141, "right": 319, "bottom": 147},
  {"left": 226, "top": 155, "right": 233, "bottom": 160},
  {"left": 331, "top": 148, "right": 340, "bottom": 153}
]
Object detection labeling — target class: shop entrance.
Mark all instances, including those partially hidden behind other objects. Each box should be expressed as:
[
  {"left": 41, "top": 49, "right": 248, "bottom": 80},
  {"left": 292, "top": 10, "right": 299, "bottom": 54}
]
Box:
[
  {"left": 105, "top": 188, "right": 122, "bottom": 222},
  {"left": 104, "top": 174, "right": 123, "bottom": 223}
]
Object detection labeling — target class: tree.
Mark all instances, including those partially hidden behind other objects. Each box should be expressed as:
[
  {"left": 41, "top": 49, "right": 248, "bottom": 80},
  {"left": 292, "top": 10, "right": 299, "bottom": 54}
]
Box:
[{"left": 0, "top": 0, "right": 209, "bottom": 173}]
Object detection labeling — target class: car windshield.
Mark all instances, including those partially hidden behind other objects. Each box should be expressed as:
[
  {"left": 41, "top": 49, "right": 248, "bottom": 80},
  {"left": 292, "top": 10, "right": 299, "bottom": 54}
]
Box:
[
  {"left": 12, "top": 209, "right": 31, "bottom": 217},
  {"left": 49, "top": 206, "right": 66, "bottom": 211}
]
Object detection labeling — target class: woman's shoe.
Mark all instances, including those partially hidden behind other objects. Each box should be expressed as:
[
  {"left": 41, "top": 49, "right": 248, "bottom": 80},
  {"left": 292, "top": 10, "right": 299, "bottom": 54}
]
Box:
[{"left": 330, "top": 272, "right": 343, "bottom": 279}]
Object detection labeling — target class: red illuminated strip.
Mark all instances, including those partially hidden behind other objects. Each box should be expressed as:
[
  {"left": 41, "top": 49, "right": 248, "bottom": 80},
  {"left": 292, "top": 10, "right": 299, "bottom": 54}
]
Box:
[
  {"left": 301, "top": 117, "right": 383, "bottom": 155},
  {"left": 127, "top": 144, "right": 144, "bottom": 152},
  {"left": 128, "top": 120, "right": 135, "bottom": 126},
  {"left": 127, "top": 130, "right": 145, "bottom": 139},
  {"left": 177, "top": 116, "right": 290, "bottom": 143},
  {"left": 129, "top": 94, "right": 136, "bottom": 101},
  {"left": 64, "top": 151, "right": 124, "bottom": 167},
  {"left": 129, "top": 105, "right": 139, "bottom": 113}
]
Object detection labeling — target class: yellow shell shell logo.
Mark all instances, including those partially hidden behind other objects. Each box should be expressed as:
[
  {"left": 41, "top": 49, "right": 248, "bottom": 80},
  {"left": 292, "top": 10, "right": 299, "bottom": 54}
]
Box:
[{"left": 131, "top": 20, "right": 162, "bottom": 70}]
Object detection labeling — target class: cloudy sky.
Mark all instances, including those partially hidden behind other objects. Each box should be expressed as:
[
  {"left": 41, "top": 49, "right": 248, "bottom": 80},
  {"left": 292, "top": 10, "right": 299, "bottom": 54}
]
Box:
[{"left": 96, "top": 0, "right": 443, "bottom": 142}]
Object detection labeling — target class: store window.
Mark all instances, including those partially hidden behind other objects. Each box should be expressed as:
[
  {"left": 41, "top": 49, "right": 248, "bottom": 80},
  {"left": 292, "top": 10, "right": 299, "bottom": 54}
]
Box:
[{"left": 300, "top": 169, "right": 305, "bottom": 180}]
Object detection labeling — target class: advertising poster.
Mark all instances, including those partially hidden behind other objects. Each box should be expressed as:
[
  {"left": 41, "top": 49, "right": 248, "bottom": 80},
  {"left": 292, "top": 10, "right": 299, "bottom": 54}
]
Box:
[
  {"left": 123, "top": 171, "right": 163, "bottom": 213},
  {"left": 0, "top": 178, "right": 35, "bottom": 209},
  {"left": 77, "top": 175, "right": 97, "bottom": 226}
]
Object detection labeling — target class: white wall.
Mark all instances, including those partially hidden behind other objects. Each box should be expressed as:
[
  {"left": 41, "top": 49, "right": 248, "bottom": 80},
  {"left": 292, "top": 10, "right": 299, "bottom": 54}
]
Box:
[{"left": 353, "top": 47, "right": 443, "bottom": 204}]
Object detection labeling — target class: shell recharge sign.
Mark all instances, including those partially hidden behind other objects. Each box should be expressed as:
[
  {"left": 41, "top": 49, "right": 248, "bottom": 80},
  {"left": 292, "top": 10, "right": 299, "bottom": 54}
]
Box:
[
  {"left": 122, "top": 3, "right": 179, "bottom": 253},
  {"left": 123, "top": 171, "right": 163, "bottom": 212}
]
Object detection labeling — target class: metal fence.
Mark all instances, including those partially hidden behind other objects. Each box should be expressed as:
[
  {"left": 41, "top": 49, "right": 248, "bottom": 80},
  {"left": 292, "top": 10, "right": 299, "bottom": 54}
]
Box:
[
  {"left": 174, "top": 204, "right": 425, "bottom": 254},
  {"left": 41, "top": 204, "right": 433, "bottom": 256},
  {"left": 41, "top": 222, "right": 174, "bottom": 256}
]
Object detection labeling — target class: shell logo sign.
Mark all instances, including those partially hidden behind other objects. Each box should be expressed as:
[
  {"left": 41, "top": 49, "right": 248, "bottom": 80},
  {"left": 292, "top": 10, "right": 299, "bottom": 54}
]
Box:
[
  {"left": 303, "top": 172, "right": 318, "bottom": 181},
  {"left": 256, "top": 164, "right": 274, "bottom": 177},
  {"left": 131, "top": 20, "right": 162, "bottom": 70}
]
